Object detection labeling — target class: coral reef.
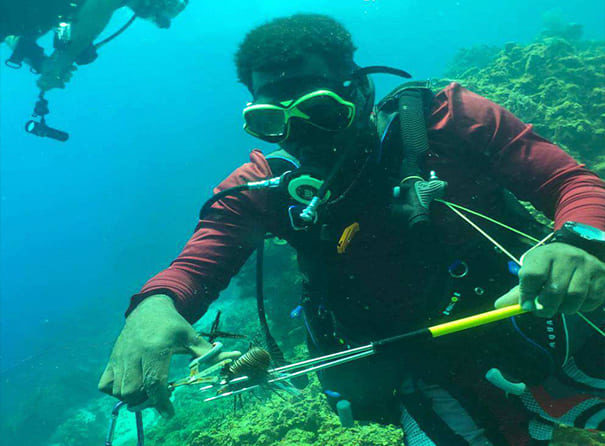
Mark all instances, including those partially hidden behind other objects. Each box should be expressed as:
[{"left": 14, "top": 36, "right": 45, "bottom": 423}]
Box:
[
  {"left": 49, "top": 407, "right": 105, "bottom": 446},
  {"left": 441, "top": 37, "right": 605, "bottom": 178},
  {"left": 444, "top": 44, "right": 501, "bottom": 77},
  {"left": 540, "top": 8, "right": 584, "bottom": 42},
  {"left": 147, "top": 374, "right": 403, "bottom": 446},
  {"left": 551, "top": 426, "right": 605, "bottom": 446}
]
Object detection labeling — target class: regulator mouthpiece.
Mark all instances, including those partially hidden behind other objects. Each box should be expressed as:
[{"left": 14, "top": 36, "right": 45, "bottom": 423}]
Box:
[{"left": 300, "top": 196, "right": 321, "bottom": 222}]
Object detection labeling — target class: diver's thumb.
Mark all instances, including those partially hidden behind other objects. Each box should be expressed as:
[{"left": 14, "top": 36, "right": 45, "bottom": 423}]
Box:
[
  {"left": 494, "top": 285, "right": 520, "bottom": 309},
  {"left": 186, "top": 334, "right": 215, "bottom": 358},
  {"left": 186, "top": 335, "right": 241, "bottom": 363}
]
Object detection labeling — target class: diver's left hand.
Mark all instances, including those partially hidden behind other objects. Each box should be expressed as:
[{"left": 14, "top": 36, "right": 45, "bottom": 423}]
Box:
[
  {"left": 494, "top": 242, "right": 605, "bottom": 317},
  {"left": 37, "top": 52, "right": 77, "bottom": 91}
]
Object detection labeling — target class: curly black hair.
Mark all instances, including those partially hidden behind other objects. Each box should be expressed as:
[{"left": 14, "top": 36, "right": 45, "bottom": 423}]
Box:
[{"left": 235, "top": 14, "right": 357, "bottom": 91}]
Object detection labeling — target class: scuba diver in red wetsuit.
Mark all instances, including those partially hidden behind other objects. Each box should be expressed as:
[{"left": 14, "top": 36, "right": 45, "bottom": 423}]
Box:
[{"left": 99, "top": 14, "right": 605, "bottom": 445}]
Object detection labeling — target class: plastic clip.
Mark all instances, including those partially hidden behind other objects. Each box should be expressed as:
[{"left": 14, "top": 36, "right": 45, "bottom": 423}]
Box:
[{"left": 337, "top": 222, "right": 360, "bottom": 254}]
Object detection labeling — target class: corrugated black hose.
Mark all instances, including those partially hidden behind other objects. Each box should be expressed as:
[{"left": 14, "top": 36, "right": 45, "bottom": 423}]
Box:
[{"left": 256, "top": 241, "right": 286, "bottom": 366}]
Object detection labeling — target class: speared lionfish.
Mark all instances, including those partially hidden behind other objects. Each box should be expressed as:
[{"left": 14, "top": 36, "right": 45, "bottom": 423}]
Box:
[{"left": 197, "top": 311, "right": 300, "bottom": 411}]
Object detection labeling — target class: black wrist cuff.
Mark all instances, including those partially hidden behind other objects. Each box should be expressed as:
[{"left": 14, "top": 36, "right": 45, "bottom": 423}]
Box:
[{"left": 549, "top": 222, "right": 605, "bottom": 262}]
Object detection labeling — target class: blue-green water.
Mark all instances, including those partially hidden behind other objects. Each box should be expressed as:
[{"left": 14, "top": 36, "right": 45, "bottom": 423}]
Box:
[{"left": 1, "top": 1, "right": 604, "bottom": 445}]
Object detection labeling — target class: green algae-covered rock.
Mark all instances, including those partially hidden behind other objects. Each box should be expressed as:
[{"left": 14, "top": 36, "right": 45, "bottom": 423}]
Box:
[
  {"left": 146, "top": 375, "right": 403, "bottom": 446},
  {"left": 551, "top": 425, "right": 605, "bottom": 446},
  {"left": 441, "top": 37, "right": 605, "bottom": 177}
]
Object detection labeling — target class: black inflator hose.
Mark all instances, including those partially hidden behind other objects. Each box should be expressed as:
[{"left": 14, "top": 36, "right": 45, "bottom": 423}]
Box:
[
  {"left": 198, "top": 184, "right": 250, "bottom": 219},
  {"left": 256, "top": 242, "right": 286, "bottom": 366}
]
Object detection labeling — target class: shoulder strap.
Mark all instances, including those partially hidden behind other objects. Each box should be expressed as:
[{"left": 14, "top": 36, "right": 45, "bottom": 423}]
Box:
[
  {"left": 265, "top": 148, "right": 301, "bottom": 176},
  {"left": 376, "top": 80, "right": 434, "bottom": 116}
]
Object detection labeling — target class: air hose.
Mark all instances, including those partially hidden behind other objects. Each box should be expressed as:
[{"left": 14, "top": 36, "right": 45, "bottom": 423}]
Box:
[
  {"left": 300, "top": 149, "right": 348, "bottom": 223},
  {"left": 75, "top": 14, "right": 137, "bottom": 65},
  {"left": 398, "top": 89, "right": 429, "bottom": 178},
  {"left": 256, "top": 242, "right": 286, "bottom": 366},
  {"left": 94, "top": 14, "right": 137, "bottom": 49},
  {"left": 198, "top": 176, "right": 282, "bottom": 219},
  {"left": 392, "top": 87, "right": 447, "bottom": 231},
  {"left": 197, "top": 176, "right": 293, "bottom": 373},
  {"left": 199, "top": 185, "right": 250, "bottom": 219}
]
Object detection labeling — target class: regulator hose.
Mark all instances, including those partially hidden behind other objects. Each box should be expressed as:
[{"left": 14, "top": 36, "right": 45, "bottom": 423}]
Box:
[{"left": 198, "top": 184, "right": 250, "bottom": 219}]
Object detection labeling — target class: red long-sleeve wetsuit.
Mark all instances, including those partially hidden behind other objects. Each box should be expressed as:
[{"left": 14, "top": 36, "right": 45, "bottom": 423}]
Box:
[{"left": 126, "top": 83, "right": 605, "bottom": 323}]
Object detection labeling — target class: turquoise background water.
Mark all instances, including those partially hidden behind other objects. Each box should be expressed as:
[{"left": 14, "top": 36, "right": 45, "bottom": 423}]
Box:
[{"left": 1, "top": 1, "right": 604, "bottom": 444}]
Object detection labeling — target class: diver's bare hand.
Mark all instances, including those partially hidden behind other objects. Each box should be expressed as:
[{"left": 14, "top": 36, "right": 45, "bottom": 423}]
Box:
[
  {"left": 98, "top": 294, "right": 239, "bottom": 417},
  {"left": 37, "top": 52, "right": 77, "bottom": 91},
  {"left": 494, "top": 243, "right": 605, "bottom": 316}
]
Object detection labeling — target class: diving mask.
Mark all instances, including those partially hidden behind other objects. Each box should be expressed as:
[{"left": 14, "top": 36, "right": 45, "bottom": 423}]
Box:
[{"left": 243, "top": 89, "right": 356, "bottom": 143}]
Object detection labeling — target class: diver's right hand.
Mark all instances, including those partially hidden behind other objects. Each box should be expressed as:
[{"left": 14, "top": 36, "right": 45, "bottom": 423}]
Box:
[{"left": 98, "top": 294, "right": 239, "bottom": 417}]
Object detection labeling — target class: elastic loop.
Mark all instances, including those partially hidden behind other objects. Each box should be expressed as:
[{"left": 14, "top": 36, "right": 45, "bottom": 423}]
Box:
[
  {"left": 5, "top": 59, "right": 22, "bottom": 69},
  {"left": 400, "top": 175, "right": 423, "bottom": 184}
]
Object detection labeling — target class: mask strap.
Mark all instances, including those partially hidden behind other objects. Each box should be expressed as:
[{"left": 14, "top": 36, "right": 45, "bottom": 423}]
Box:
[{"left": 351, "top": 66, "right": 412, "bottom": 79}]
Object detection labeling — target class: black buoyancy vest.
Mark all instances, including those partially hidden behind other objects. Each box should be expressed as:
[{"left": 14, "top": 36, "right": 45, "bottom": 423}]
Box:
[{"left": 263, "top": 83, "right": 566, "bottom": 387}]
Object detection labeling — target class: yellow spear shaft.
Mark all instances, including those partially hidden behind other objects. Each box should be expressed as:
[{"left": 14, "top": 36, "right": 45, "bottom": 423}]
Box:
[
  {"left": 429, "top": 304, "right": 527, "bottom": 337},
  {"left": 373, "top": 304, "right": 528, "bottom": 349}
]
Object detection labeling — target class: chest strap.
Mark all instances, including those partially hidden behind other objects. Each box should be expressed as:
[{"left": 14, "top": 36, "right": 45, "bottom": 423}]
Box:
[{"left": 265, "top": 149, "right": 301, "bottom": 176}]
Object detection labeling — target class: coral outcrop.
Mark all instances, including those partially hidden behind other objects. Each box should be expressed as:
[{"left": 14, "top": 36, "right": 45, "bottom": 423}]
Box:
[
  {"left": 147, "top": 375, "right": 403, "bottom": 446},
  {"left": 441, "top": 37, "right": 605, "bottom": 178}
]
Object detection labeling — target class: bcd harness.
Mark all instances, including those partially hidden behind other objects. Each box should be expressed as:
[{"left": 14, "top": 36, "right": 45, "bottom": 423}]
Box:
[
  {"left": 256, "top": 81, "right": 445, "bottom": 367},
  {"left": 257, "top": 81, "right": 577, "bottom": 393},
  {"left": 197, "top": 81, "right": 601, "bottom": 412}
]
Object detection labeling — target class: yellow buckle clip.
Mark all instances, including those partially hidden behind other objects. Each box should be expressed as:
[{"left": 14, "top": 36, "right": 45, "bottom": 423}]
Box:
[{"left": 337, "top": 222, "right": 360, "bottom": 254}]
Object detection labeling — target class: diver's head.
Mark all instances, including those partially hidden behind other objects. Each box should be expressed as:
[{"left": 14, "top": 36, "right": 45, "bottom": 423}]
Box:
[
  {"left": 128, "top": 0, "right": 188, "bottom": 28},
  {"left": 235, "top": 14, "right": 376, "bottom": 164}
]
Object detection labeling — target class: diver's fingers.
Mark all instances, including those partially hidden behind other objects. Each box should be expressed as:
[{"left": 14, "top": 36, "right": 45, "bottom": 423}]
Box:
[
  {"left": 142, "top": 353, "right": 174, "bottom": 418},
  {"left": 581, "top": 296, "right": 602, "bottom": 313},
  {"left": 185, "top": 334, "right": 240, "bottom": 363},
  {"left": 98, "top": 365, "right": 115, "bottom": 395},
  {"left": 112, "top": 366, "right": 124, "bottom": 398},
  {"left": 582, "top": 270, "right": 605, "bottom": 312},
  {"left": 494, "top": 286, "right": 520, "bottom": 309},
  {"left": 145, "top": 379, "right": 174, "bottom": 418},
  {"left": 580, "top": 274, "right": 601, "bottom": 312},
  {"left": 559, "top": 267, "right": 588, "bottom": 315},
  {"left": 119, "top": 358, "right": 146, "bottom": 405},
  {"left": 518, "top": 256, "right": 551, "bottom": 311},
  {"left": 185, "top": 333, "right": 215, "bottom": 358},
  {"left": 535, "top": 260, "right": 574, "bottom": 318}
]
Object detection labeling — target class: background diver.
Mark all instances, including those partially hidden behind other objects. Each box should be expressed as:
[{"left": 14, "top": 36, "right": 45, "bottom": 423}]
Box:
[
  {"left": 98, "top": 14, "right": 605, "bottom": 446},
  {"left": 1, "top": 0, "right": 189, "bottom": 139}
]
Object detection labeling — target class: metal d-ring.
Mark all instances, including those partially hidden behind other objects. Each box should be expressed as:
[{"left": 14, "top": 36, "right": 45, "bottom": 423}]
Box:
[
  {"left": 448, "top": 260, "right": 469, "bottom": 279},
  {"left": 105, "top": 401, "right": 144, "bottom": 446}
]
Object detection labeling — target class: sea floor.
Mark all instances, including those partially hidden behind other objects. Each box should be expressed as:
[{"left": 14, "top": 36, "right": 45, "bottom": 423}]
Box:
[{"left": 551, "top": 426, "right": 605, "bottom": 446}]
